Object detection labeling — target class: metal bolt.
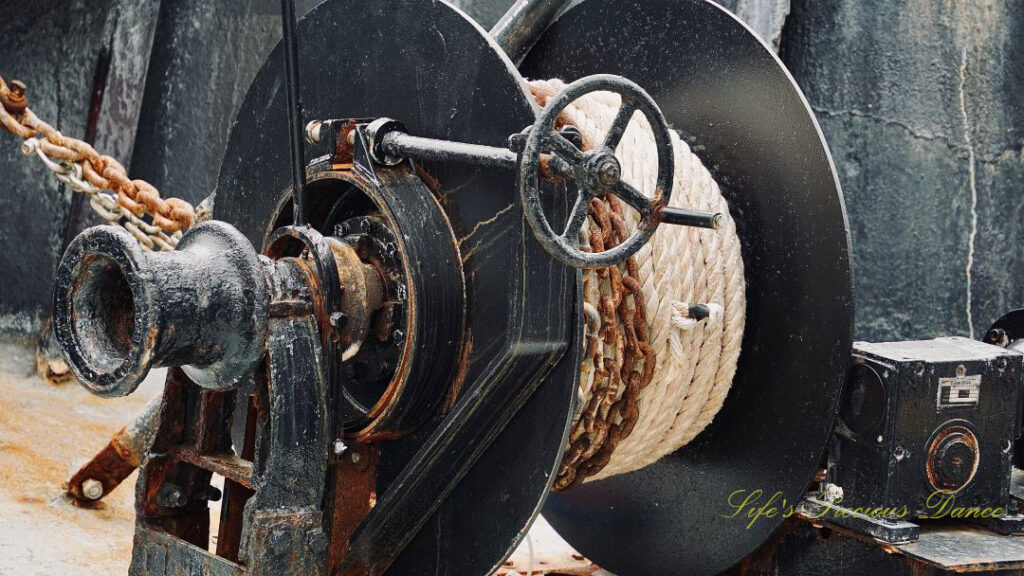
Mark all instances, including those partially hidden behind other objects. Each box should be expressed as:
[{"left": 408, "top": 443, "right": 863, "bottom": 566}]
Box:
[
  {"left": 956, "top": 364, "right": 966, "bottom": 377},
  {"left": 330, "top": 312, "right": 348, "bottom": 329},
  {"left": 687, "top": 304, "right": 711, "bottom": 321},
  {"left": 987, "top": 328, "right": 1009, "bottom": 347},
  {"left": 350, "top": 451, "right": 362, "bottom": 464},
  {"left": 333, "top": 439, "right": 348, "bottom": 455},
  {"left": 305, "top": 120, "right": 323, "bottom": 145},
  {"left": 159, "top": 483, "right": 187, "bottom": 508},
  {"left": 81, "top": 478, "right": 104, "bottom": 501},
  {"left": 595, "top": 155, "right": 621, "bottom": 187}
]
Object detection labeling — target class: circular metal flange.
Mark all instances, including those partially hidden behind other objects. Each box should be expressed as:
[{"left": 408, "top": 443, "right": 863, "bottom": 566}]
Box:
[
  {"left": 925, "top": 422, "right": 980, "bottom": 492},
  {"left": 269, "top": 168, "right": 468, "bottom": 441},
  {"left": 520, "top": 74, "right": 675, "bottom": 269},
  {"left": 522, "top": 1, "right": 854, "bottom": 574},
  {"left": 213, "top": 1, "right": 579, "bottom": 573}
]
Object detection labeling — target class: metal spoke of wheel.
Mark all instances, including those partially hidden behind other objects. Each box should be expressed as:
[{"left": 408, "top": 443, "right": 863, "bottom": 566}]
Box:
[
  {"left": 562, "top": 194, "right": 591, "bottom": 239},
  {"left": 612, "top": 180, "right": 650, "bottom": 213},
  {"left": 545, "top": 131, "right": 584, "bottom": 163},
  {"left": 603, "top": 98, "right": 638, "bottom": 151}
]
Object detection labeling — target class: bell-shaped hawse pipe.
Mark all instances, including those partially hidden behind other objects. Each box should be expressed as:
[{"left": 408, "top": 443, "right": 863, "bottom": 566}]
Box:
[{"left": 52, "top": 222, "right": 269, "bottom": 398}]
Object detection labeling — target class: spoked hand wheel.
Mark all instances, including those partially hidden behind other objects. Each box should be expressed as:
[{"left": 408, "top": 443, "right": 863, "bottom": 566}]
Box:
[{"left": 518, "top": 74, "right": 720, "bottom": 269}]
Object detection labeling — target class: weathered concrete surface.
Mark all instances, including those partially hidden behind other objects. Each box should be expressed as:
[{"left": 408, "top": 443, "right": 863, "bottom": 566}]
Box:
[
  {"left": 734, "top": 0, "right": 790, "bottom": 51},
  {"left": 129, "top": 0, "right": 323, "bottom": 207},
  {"left": 0, "top": 0, "right": 119, "bottom": 335},
  {"left": 781, "top": 0, "right": 1024, "bottom": 341},
  {"left": 128, "top": 1, "right": 279, "bottom": 207}
]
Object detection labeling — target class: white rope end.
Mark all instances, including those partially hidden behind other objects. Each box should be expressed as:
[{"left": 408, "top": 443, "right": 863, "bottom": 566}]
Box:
[{"left": 671, "top": 301, "right": 724, "bottom": 331}]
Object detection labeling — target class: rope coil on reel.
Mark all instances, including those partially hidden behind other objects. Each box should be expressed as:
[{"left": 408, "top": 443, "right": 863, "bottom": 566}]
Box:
[{"left": 528, "top": 79, "right": 747, "bottom": 489}]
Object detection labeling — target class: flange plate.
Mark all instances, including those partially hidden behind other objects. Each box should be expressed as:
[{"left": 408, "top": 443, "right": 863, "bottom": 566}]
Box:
[
  {"left": 214, "top": 1, "right": 579, "bottom": 574},
  {"left": 522, "top": 1, "right": 854, "bottom": 574}
]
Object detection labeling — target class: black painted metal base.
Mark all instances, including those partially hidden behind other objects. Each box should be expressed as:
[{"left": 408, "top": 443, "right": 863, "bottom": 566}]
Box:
[
  {"left": 985, "top": 513, "right": 1024, "bottom": 536},
  {"left": 797, "top": 497, "right": 921, "bottom": 544}
]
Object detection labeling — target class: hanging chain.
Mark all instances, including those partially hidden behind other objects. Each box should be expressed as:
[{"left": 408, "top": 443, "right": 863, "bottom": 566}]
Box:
[
  {"left": 553, "top": 193, "right": 656, "bottom": 491},
  {"left": 0, "top": 76, "right": 195, "bottom": 251}
]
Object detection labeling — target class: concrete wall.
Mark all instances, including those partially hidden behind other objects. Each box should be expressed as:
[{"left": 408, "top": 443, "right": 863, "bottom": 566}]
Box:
[
  {"left": 0, "top": 0, "right": 1020, "bottom": 344},
  {"left": 0, "top": 0, "right": 119, "bottom": 334},
  {"left": 781, "top": 0, "right": 1024, "bottom": 341}
]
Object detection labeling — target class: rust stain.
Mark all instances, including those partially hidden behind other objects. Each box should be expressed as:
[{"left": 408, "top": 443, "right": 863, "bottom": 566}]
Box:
[
  {"left": 328, "top": 442, "right": 379, "bottom": 575},
  {"left": 0, "top": 342, "right": 164, "bottom": 575}
]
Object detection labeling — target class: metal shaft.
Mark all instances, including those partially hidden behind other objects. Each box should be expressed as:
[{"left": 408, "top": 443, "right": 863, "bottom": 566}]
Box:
[
  {"left": 381, "top": 130, "right": 721, "bottom": 230},
  {"left": 659, "top": 206, "right": 723, "bottom": 230},
  {"left": 490, "top": 0, "right": 571, "bottom": 64},
  {"left": 281, "top": 0, "right": 308, "bottom": 226},
  {"left": 382, "top": 132, "right": 518, "bottom": 171}
]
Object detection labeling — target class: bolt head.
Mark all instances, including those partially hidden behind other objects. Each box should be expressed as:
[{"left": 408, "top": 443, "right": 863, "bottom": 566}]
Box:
[
  {"left": 330, "top": 312, "right": 348, "bottom": 328},
  {"left": 988, "top": 328, "right": 1009, "bottom": 346},
  {"left": 350, "top": 451, "right": 362, "bottom": 464},
  {"left": 305, "top": 120, "right": 323, "bottom": 145},
  {"left": 159, "top": 483, "right": 187, "bottom": 508},
  {"left": 595, "top": 155, "right": 621, "bottom": 187},
  {"left": 81, "top": 478, "right": 104, "bottom": 500}
]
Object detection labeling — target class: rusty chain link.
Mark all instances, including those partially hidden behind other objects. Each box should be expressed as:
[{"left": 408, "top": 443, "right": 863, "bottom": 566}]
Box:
[
  {"left": 0, "top": 76, "right": 195, "bottom": 250},
  {"left": 553, "top": 193, "right": 656, "bottom": 491}
]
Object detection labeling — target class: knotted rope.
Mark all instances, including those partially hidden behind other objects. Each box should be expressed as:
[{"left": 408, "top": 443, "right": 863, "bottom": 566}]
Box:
[{"left": 528, "top": 80, "right": 746, "bottom": 489}]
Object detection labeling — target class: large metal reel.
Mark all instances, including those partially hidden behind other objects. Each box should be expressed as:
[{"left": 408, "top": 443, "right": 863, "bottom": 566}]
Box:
[
  {"left": 214, "top": 1, "right": 579, "bottom": 574},
  {"left": 521, "top": 1, "right": 854, "bottom": 574}
]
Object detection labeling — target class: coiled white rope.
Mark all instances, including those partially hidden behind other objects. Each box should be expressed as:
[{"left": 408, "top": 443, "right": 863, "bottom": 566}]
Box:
[{"left": 529, "top": 79, "right": 746, "bottom": 484}]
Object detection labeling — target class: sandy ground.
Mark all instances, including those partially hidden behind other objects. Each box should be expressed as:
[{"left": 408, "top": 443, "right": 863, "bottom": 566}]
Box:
[{"left": 0, "top": 339, "right": 603, "bottom": 576}]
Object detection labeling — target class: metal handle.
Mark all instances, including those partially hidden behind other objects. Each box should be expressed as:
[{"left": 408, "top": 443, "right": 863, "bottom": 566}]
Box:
[{"left": 518, "top": 74, "right": 721, "bottom": 269}]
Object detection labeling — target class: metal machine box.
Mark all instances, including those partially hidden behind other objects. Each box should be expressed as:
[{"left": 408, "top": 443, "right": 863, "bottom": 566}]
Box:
[{"left": 831, "top": 337, "right": 1024, "bottom": 518}]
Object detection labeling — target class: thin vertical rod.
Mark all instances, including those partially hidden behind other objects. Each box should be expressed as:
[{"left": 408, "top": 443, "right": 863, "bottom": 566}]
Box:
[{"left": 281, "top": 0, "right": 308, "bottom": 226}]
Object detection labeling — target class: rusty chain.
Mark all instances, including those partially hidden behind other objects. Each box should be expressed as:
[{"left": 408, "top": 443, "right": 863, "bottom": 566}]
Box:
[
  {"left": 0, "top": 76, "right": 195, "bottom": 251},
  {"left": 553, "top": 193, "right": 656, "bottom": 491}
]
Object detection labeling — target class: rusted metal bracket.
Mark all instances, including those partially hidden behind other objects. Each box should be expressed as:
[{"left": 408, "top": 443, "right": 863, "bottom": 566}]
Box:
[{"left": 66, "top": 394, "right": 162, "bottom": 504}]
